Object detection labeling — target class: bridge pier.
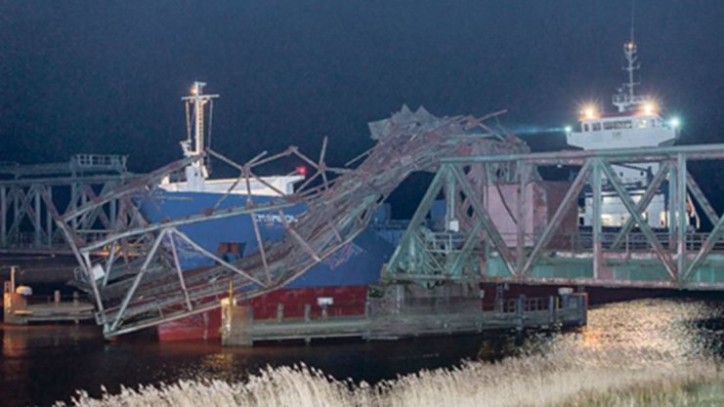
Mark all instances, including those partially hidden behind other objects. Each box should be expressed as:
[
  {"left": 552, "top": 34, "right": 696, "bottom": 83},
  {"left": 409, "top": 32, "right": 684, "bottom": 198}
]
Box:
[{"left": 219, "top": 282, "right": 587, "bottom": 347}]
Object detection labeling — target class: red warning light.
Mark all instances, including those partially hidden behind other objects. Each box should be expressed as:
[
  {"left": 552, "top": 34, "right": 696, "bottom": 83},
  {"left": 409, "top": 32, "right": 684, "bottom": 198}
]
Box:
[{"left": 295, "top": 165, "right": 307, "bottom": 177}]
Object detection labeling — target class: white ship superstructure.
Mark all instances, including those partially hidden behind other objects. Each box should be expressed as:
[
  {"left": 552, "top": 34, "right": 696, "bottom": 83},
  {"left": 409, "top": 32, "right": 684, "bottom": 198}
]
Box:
[
  {"left": 160, "top": 81, "right": 303, "bottom": 196},
  {"left": 565, "top": 39, "right": 687, "bottom": 229}
]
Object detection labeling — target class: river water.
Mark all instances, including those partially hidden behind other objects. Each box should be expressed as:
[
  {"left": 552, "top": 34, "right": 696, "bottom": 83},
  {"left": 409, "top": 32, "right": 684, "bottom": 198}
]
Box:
[{"left": 1, "top": 296, "right": 722, "bottom": 407}]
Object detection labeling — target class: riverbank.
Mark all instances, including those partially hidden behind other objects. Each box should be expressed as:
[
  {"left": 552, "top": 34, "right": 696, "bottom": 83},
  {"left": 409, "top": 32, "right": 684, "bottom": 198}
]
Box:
[{"left": 54, "top": 354, "right": 722, "bottom": 406}]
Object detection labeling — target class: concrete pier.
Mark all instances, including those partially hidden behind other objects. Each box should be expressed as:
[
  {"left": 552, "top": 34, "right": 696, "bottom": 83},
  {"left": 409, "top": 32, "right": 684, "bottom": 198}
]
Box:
[
  {"left": 3, "top": 267, "right": 94, "bottom": 324},
  {"left": 220, "top": 283, "right": 587, "bottom": 347}
]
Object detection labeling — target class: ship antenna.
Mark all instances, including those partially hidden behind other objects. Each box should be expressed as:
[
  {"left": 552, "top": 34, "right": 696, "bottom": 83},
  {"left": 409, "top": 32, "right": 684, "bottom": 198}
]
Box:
[
  {"left": 626, "top": 0, "right": 636, "bottom": 101},
  {"left": 630, "top": 0, "right": 635, "bottom": 47},
  {"left": 613, "top": 0, "right": 641, "bottom": 112},
  {"left": 181, "top": 82, "right": 219, "bottom": 179}
]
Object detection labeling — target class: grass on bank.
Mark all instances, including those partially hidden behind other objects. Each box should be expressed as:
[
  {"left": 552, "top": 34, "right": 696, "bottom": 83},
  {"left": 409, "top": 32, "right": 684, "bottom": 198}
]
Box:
[{"left": 55, "top": 355, "right": 723, "bottom": 407}]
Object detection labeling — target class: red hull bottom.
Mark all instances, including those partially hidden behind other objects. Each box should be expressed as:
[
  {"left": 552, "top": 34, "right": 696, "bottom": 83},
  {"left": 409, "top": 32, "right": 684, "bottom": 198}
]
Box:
[{"left": 157, "top": 286, "right": 369, "bottom": 342}]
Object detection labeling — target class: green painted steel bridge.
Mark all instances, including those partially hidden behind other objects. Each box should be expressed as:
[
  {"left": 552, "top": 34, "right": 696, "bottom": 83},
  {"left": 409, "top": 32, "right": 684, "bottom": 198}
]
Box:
[{"left": 383, "top": 144, "right": 724, "bottom": 290}]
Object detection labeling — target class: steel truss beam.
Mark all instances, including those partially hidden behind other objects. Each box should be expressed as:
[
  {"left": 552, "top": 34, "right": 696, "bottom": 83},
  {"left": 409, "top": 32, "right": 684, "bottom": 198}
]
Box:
[
  {"left": 392, "top": 143, "right": 724, "bottom": 289},
  {"left": 0, "top": 174, "right": 133, "bottom": 254}
]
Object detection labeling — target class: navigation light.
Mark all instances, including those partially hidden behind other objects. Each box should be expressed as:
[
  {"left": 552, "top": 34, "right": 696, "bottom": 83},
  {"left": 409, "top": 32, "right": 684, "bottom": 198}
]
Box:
[
  {"left": 669, "top": 117, "right": 681, "bottom": 129},
  {"left": 642, "top": 101, "right": 657, "bottom": 116}
]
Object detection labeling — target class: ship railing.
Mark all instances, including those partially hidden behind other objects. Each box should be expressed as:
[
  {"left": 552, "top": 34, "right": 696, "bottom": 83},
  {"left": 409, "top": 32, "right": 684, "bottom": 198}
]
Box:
[
  {"left": 612, "top": 93, "right": 646, "bottom": 107},
  {"left": 226, "top": 294, "right": 579, "bottom": 327},
  {"left": 251, "top": 302, "right": 370, "bottom": 322},
  {"left": 499, "top": 296, "right": 548, "bottom": 314},
  {"left": 488, "top": 230, "right": 724, "bottom": 255}
]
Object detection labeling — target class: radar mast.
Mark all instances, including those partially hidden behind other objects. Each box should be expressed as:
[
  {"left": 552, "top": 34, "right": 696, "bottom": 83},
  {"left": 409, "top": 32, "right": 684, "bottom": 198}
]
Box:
[
  {"left": 612, "top": 0, "right": 645, "bottom": 113},
  {"left": 180, "top": 81, "right": 219, "bottom": 188}
]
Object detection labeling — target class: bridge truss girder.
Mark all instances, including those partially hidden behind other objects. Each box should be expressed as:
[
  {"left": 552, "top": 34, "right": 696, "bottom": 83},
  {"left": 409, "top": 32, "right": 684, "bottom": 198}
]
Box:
[
  {"left": 383, "top": 144, "right": 724, "bottom": 290},
  {"left": 0, "top": 175, "right": 132, "bottom": 254}
]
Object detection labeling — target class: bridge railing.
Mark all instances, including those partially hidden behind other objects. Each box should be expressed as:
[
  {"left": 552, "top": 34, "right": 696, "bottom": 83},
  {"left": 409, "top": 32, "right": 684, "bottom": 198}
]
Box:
[
  {"left": 492, "top": 231, "right": 724, "bottom": 253},
  {"left": 71, "top": 154, "right": 127, "bottom": 171},
  {"left": 567, "top": 231, "right": 724, "bottom": 253}
]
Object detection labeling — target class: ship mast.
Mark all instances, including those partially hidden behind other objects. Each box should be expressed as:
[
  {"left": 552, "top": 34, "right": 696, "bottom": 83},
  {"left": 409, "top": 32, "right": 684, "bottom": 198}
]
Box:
[
  {"left": 613, "top": 0, "right": 643, "bottom": 113},
  {"left": 181, "top": 81, "right": 219, "bottom": 180},
  {"left": 180, "top": 82, "right": 219, "bottom": 188}
]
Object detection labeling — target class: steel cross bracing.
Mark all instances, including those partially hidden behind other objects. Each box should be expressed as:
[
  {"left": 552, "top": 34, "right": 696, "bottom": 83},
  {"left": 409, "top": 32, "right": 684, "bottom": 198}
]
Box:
[
  {"left": 65, "top": 109, "right": 527, "bottom": 337},
  {"left": 384, "top": 143, "right": 724, "bottom": 290},
  {"left": 0, "top": 155, "right": 132, "bottom": 254}
]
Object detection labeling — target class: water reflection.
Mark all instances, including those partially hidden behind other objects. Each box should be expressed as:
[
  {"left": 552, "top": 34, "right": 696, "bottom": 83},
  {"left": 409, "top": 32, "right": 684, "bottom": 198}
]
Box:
[
  {"left": 519, "top": 298, "right": 723, "bottom": 370},
  {"left": 0, "top": 298, "right": 722, "bottom": 407}
]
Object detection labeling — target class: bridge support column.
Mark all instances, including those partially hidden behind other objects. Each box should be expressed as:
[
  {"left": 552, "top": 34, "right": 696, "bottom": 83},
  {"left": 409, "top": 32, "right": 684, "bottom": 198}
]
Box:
[
  {"left": 515, "top": 294, "right": 526, "bottom": 331},
  {"left": 592, "top": 159, "right": 602, "bottom": 280},
  {"left": 495, "top": 284, "right": 506, "bottom": 313},
  {"left": 547, "top": 295, "right": 558, "bottom": 325}
]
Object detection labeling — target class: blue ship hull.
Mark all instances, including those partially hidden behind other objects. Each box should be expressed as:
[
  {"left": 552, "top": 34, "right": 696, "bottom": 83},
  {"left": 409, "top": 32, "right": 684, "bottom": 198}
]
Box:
[{"left": 138, "top": 190, "right": 395, "bottom": 288}]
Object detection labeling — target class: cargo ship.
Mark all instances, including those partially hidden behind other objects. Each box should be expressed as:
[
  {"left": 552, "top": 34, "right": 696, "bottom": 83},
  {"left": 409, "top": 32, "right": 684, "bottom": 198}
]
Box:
[{"left": 137, "top": 82, "right": 396, "bottom": 341}]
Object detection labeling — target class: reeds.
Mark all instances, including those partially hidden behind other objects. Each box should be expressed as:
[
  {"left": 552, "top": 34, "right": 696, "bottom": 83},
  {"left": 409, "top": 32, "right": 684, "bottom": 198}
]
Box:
[
  {"left": 54, "top": 354, "right": 722, "bottom": 407},
  {"left": 55, "top": 299, "right": 724, "bottom": 406}
]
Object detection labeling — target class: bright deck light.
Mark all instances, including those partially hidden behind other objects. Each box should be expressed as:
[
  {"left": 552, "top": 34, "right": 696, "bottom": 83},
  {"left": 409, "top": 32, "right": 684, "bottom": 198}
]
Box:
[
  {"left": 580, "top": 104, "right": 598, "bottom": 120},
  {"left": 564, "top": 125, "right": 572, "bottom": 133},
  {"left": 669, "top": 117, "right": 681, "bottom": 128},
  {"left": 642, "top": 101, "right": 657, "bottom": 115}
]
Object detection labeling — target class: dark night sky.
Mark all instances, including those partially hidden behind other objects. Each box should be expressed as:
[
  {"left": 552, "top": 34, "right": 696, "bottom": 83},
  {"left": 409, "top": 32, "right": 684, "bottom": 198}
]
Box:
[{"left": 1, "top": 1, "right": 723, "bottom": 173}]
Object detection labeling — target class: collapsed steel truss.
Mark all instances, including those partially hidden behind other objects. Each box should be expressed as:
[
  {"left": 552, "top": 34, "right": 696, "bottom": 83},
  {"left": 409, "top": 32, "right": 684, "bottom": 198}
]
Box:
[
  {"left": 384, "top": 144, "right": 724, "bottom": 289},
  {"left": 60, "top": 108, "right": 525, "bottom": 337}
]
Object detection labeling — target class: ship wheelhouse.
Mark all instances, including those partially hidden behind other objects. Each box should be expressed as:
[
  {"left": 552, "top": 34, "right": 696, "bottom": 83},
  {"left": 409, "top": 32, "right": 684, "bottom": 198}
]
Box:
[
  {"left": 567, "top": 105, "right": 684, "bottom": 229},
  {"left": 563, "top": 40, "right": 692, "bottom": 230},
  {"left": 568, "top": 103, "right": 677, "bottom": 151}
]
